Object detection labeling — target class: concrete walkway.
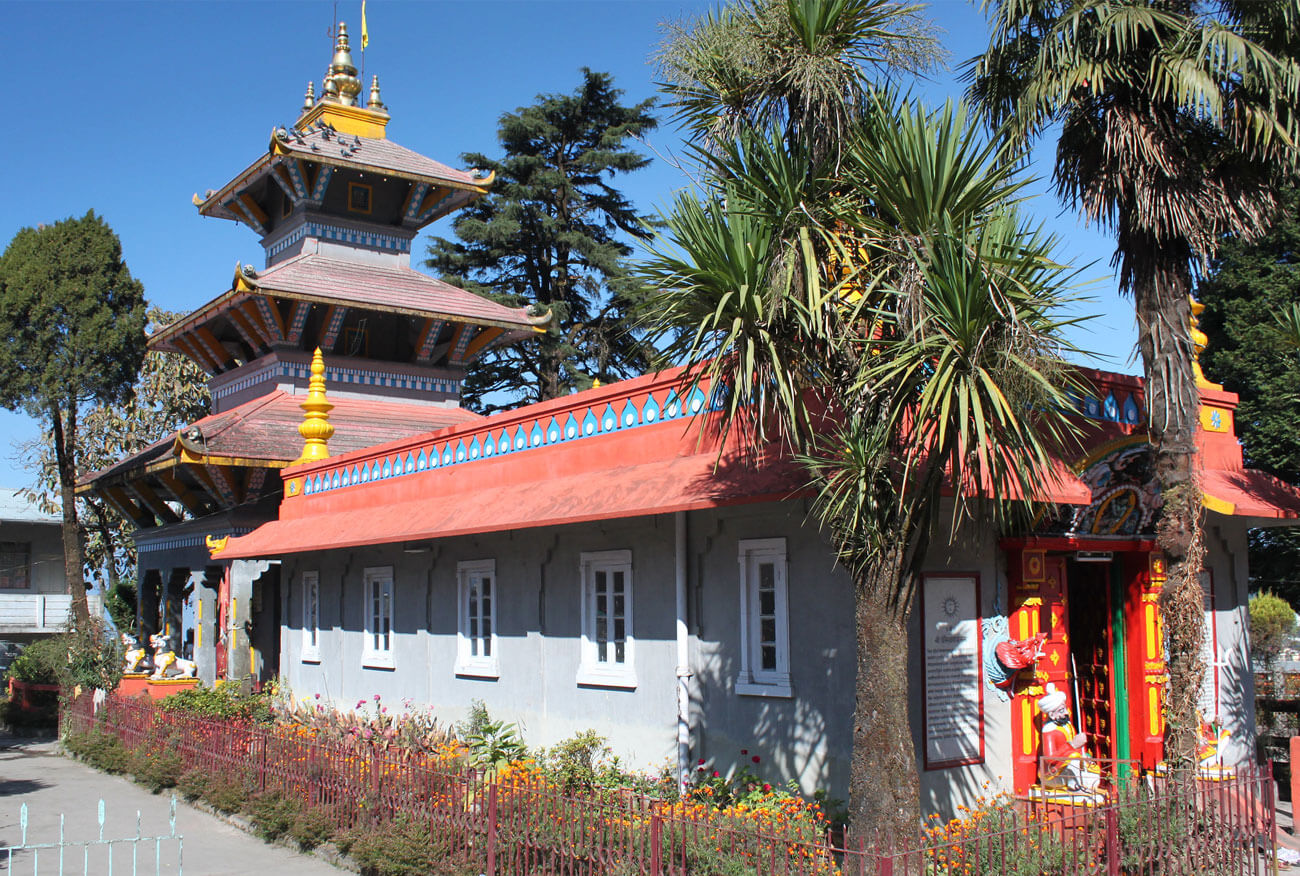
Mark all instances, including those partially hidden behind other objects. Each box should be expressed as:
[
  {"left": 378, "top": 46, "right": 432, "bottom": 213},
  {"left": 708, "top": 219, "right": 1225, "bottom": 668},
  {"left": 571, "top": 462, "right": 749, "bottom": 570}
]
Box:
[{"left": 0, "top": 734, "right": 348, "bottom": 875}]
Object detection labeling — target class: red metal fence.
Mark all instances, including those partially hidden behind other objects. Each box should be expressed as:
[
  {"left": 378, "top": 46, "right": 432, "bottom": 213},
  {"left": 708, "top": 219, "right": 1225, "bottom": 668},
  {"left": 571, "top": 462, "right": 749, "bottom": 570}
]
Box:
[{"left": 63, "top": 693, "right": 1278, "bottom": 875}]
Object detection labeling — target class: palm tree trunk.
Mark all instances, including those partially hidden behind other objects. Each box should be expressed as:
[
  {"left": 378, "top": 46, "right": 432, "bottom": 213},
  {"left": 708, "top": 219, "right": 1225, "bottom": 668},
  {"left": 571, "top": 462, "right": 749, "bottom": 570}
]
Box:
[
  {"left": 848, "top": 549, "right": 920, "bottom": 846},
  {"left": 1130, "top": 244, "right": 1206, "bottom": 774}
]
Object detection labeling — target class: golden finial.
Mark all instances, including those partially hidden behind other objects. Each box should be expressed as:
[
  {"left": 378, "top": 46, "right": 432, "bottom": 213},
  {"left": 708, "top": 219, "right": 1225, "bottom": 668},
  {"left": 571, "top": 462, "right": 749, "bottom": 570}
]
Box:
[
  {"left": 205, "top": 534, "right": 230, "bottom": 558},
  {"left": 302, "top": 81, "right": 316, "bottom": 112},
  {"left": 368, "top": 75, "right": 387, "bottom": 113},
  {"left": 327, "top": 23, "right": 362, "bottom": 107},
  {"left": 1189, "top": 296, "right": 1222, "bottom": 391},
  {"left": 294, "top": 348, "right": 335, "bottom": 465}
]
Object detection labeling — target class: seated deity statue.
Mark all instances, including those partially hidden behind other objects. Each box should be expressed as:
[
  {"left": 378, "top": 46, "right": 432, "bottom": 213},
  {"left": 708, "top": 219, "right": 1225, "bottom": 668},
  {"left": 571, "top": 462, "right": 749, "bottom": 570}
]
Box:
[{"left": 1037, "top": 686, "right": 1101, "bottom": 793}]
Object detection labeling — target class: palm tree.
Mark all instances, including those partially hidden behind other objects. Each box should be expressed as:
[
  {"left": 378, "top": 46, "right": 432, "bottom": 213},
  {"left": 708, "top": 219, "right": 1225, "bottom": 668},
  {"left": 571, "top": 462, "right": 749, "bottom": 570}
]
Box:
[
  {"left": 640, "top": 88, "right": 1084, "bottom": 836},
  {"left": 969, "top": 0, "right": 1300, "bottom": 769}
]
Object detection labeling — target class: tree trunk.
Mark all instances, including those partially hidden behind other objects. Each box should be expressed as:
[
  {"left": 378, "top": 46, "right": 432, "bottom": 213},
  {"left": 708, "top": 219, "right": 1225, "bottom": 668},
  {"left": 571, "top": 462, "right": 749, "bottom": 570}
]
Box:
[
  {"left": 847, "top": 549, "right": 919, "bottom": 848},
  {"left": 1131, "top": 247, "right": 1205, "bottom": 774},
  {"left": 50, "top": 404, "right": 90, "bottom": 628}
]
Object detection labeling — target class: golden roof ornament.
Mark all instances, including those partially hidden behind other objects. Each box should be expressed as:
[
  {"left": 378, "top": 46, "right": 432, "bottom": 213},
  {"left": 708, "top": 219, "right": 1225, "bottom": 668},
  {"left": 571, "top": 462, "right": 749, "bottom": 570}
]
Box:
[
  {"left": 294, "top": 348, "right": 335, "bottom": 465},
  {"left": 368, "top": 76, "right": 387, "bottom": 113},
  {"left": 322, "top": 64, "right": 340, "bottom": 101},
  {"left": 327, "top": 23, "right": 362, "bottom": 107},
  {"left": 302, "top": 81, "right": 316, "bottom": 113},
  {"left": 1189, "top": 296, "right": 1222, "bottom": 391}
]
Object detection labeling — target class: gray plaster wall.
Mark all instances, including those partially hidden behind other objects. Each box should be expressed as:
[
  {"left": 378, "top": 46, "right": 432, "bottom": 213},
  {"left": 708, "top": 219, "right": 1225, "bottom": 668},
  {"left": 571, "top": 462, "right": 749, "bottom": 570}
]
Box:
[{"left": 0, "top": 521, "right": 66, "bottom": 594}]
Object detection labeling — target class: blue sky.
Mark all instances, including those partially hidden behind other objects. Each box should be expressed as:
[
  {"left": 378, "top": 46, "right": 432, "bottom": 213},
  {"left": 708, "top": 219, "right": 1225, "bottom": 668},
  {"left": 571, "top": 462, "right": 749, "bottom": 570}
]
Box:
[{"left": 0, "top": 0, "right": 1133, "bottom": 489}]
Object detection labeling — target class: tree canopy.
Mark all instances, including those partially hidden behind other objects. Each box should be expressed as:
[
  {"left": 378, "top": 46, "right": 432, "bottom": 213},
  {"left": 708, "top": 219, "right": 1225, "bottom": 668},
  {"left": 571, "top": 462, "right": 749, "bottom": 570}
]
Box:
[
  {"left": 426, "top": 69, "right": 658, "bottom": 411},
  {"left": 23, "top": 307, "right": 210, "bottom": 609},
  {"left": 969, "top": 0, "right": 1300, "bottom": 773},
  {"left": 642, "top": 0, "right": 1082, "bottom": 836},
  {"left": 1200, "top": 187, "right": 1300, "bottom": 605},
  {"left": 0, "top": 211, "right": 148, "bottom": 625}
]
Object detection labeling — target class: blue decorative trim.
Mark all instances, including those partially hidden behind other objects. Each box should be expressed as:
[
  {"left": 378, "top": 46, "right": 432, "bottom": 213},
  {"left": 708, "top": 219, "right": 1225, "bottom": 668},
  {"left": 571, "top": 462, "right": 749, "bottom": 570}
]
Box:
[{"left": 301, "top": 383, "right": 697, "bottom": 497}]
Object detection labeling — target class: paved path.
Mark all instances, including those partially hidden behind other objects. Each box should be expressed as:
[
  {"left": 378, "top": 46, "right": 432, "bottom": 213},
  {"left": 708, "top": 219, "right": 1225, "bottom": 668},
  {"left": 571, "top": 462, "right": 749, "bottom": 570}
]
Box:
[{"left": 0, "top": 734, "right": 348, "bottom": 875}]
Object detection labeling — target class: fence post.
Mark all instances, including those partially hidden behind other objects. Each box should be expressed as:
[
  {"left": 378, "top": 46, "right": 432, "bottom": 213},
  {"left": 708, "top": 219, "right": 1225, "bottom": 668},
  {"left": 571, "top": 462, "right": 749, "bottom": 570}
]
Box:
[
  {"left": 1105, "top": 802, "right": 1120, "bottom": 876},
  {"left": 486, "top": 781, "right": 497, "bottom": 876},
  {"left": 650, "top": 812, "right": 662, "bottom": 876}
]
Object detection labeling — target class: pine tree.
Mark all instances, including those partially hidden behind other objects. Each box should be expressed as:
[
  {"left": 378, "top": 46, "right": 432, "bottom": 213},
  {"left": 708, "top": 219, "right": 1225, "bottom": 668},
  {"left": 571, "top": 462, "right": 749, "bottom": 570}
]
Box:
[
  {"left": 0, "top": 212, "right": 148, "bottom": 626},
  {"left": 427, "top": 69, "right": 658, "bottom": 411}
]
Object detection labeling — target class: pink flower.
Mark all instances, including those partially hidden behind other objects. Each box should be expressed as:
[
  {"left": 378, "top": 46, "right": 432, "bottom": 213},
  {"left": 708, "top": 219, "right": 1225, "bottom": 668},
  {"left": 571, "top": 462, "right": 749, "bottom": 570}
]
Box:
[
  {"left": 763, "top": 783, "right": 772, "bottom": 792},
  {"left": 752, "top": 755, "right": 761, "bottom": 764},
  {"left": 741, "top": 749, "right": 748, "bottom": 755},
  {"left": 356, "top": 700, "right": 365, "bottom": 708},
  {"left": 698, "top": 758, "right": 706, "bottom": 765},
  {"left": 373, "top": 693, "right": 381, "bottom": 701},
  {"left": 314, "top": 693, "right": 321, "bottom": 700},
  {"left": 712, "top": 771, "right": 720, "bottom": 778}
]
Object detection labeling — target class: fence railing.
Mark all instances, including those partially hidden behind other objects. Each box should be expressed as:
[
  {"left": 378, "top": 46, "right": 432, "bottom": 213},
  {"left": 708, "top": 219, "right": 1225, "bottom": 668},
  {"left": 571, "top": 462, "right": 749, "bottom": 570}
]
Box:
[{"left": 63, "top": 693, "right": 1278, "bottom": 876}]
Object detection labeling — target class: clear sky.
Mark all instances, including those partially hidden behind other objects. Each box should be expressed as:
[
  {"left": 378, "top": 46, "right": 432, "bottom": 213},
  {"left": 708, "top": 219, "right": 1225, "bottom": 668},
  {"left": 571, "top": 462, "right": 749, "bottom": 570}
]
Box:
[{"left": 0, "top": 0, "right": 1134, "bottom": 490}]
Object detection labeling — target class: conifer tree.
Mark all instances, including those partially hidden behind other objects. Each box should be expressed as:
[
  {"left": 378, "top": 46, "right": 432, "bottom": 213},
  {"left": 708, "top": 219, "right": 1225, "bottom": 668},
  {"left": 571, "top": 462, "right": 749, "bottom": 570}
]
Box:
[
  {"left": 0, "top": 212, "right": 148, "bottom": 626},
  {"left": 427, "top": 69, "right": 657, "bottom": 411}
]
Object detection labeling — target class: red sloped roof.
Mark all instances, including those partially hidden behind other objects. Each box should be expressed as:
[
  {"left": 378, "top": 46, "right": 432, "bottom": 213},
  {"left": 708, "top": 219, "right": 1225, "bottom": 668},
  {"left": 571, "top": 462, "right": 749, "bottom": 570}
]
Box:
[
  {"left": 1202, "top": 467, "right": 1300, "bottom": 519},
  {"left": 273, "top": 128, "right": 485, "bottom": 188},
  {"left": 250, "top": 254, "right": 536, "bottom": 328},
  {"left": 80, "top": 392, "right": 480, "bottom": 486},
  {"left": 215, "top": 447, "right": 805, "bottom": 559}
]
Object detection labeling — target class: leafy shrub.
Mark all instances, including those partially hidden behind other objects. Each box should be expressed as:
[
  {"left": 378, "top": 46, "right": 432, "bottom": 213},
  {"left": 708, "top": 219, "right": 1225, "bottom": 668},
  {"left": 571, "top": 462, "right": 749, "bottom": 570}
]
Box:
[
  {"left": 6, "top": 637, "right": 65, "bottom": 684},
  {"left": 205, "top": 772, "right": 253, "bottom": 814},
  {"left": 68, "top": 728, "right": 132, "bottom": 774},
  {"left": 176, "top": 767, "right": 211, "bottom": 801},
  {"left": 290, "top": 805, "right": 337, "bottom": 850},
  {"left": 132, "top": 748, "right": 184, "bottom": 793},
  {"left": 459, "top": 700, "right": 527, "bottom": 770},
  {"left": 342, "top": 816, "right": 460, "bottom": 876},
  {"left": 541, "top": 729, "right": 610, "bottom": 793},
  {"left": 247, "top": 790, "right": 300, "bottom": 840},
  {"left": 157, "top": 683, "right": 272, "bottom": 723}
]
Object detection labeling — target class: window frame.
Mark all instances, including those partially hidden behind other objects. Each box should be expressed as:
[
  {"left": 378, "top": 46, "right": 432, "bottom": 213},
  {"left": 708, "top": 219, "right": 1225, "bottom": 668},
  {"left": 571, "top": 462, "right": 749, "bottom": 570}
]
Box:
[
  {"left": 456, "top": 559, "right": 499, "bottom": 678},
  {"left": 301, "top": 570, "right": 321, "bottom": 663},
  {"left": 736, "top": 538, "right": 792, "bottom": 698},
  {"left": 361, "top": 566, "right": 394, "bottom": 669},
  {"left": 0, "top": 541, "right": 31, "bottom": 590},
  {"left": 577, "top": 549, "right": 636, "bottom": 689}
]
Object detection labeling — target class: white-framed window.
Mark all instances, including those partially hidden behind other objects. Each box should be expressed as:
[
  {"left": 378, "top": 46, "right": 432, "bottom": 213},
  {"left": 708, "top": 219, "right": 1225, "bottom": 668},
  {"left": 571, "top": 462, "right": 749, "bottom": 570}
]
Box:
[
  {"left": 301, "top": 571, "right": 321, "bottom": 663},
  {"left": 362, "top": 566, "right": 394, "bottom": 669},
  {"left": 736, "top": 538, "right": 791, "bottom": 697},
  {"left": 456, "top": 559, "right": 499, "bottom": 678},
  {"left": 577, "top": 550, "right": 636, "bottom": 688}
]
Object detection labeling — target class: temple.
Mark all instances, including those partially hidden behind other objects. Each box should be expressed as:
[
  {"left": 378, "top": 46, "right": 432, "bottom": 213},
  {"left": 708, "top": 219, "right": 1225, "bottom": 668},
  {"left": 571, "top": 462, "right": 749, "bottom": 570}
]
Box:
[
  {"left": 80, "top": 24, "right": 545, "bottom": 682},
  {"left": 85, "top": 24, "right": 1300, "bottom": 814}
]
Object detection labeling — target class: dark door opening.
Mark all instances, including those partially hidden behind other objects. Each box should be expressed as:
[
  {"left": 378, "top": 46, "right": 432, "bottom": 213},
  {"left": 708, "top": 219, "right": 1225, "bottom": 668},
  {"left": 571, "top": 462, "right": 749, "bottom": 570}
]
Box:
[{"left": 1066, "top": 560, "right": 1116, "bottom": 764}]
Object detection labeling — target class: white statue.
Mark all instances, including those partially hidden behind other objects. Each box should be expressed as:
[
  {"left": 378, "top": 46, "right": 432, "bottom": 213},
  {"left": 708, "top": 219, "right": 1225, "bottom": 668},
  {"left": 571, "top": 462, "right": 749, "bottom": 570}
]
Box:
[
  {"left": 148, "top": 633, "right": 196, "bottom": 679},
  {"left": 121, "top": 632, "right": 148, "bottom": 674}
]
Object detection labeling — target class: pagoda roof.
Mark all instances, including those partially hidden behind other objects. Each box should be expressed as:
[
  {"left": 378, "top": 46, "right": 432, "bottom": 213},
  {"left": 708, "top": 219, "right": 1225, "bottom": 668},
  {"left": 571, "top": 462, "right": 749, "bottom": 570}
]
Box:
[
  {"left": 195, "top": 125, "right": 490, "bottom": 228},
  {"left": 151, "top": 253, "right": 544, "bottom": 362},
  {"left": 78, "top": 391, "right": 480, "bottom": 527}
]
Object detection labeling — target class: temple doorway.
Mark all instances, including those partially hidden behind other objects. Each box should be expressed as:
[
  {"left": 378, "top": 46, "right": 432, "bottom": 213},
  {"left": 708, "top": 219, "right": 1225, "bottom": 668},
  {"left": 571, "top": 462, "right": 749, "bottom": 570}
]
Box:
[{"left": 1066, "top": 559, "right": 1118, "bottom": 765}]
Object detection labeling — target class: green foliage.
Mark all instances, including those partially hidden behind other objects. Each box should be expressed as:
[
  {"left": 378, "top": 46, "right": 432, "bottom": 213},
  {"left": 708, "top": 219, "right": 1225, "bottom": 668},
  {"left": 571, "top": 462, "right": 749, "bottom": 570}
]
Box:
[
  {"left": 132, "top": 747, "right": 183, "bottom": 793},
  {"left": 289, "top": 805, "right": 338, "bottom": 850},
  {"left": 459, "top": 700, "right": 527, "bottom": 771},
  {"left": 64, "top": 727, "right": 133, "bottom": 774},
  {"left": 0, "top": 212, "right": 148, "bottom": 617},
  {"left": 341, "top": 816, "right": 457, "bottom": 876},
  {"left": 1199, "top": 187, "right": 1300, "bottom": 606},
  {"left": 205, "top": 771, "right": 253, "bottom": 814},
  {"left": 247, "top": 790, "right": 300, "bottom": 841},
  {"left": 157, "top": 683, "right": 273, "bottom": 723},
  {"left": 6, "top": 637, "right": 65, "bottom": 684},
  {"left": 1251, "top": 591, "right": 1297, "bottom": 670},
  {"left": 539, "top": 730, "right": 612, "bottom": 794},
  {"left": 176, "top": 767, "right": 211, "bottom": 801},
  {"left": 21, "top": 307, "right": 210, "bottom": 591},
  {"left": 425, "top": 69, "right": 657, "bottom": 410}
]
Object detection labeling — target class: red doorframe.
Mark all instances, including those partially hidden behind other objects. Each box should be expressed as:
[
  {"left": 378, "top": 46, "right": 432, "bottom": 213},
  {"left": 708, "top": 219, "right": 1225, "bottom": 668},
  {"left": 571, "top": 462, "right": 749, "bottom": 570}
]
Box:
[{"left": 215, "top": 568, "right": 230, "bottom": 680}]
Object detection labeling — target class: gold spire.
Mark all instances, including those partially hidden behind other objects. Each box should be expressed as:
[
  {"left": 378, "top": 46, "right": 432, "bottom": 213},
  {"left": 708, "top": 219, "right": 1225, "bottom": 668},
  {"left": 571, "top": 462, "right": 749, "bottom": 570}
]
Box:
[
  {"left": 294, "top": 24, "right": 391, "bottom": 138},
  {"left": 368, "top": 75, "right": 387, "bottom": 113},
  {"left": 327, "top": 23, "right": 362, "bottom": 107},
  {"left": 294, "top": 349, "right": 335, "bottom": 465},
  {"left": 302, "top": 81, "right": 316, "bottom": 113},
  {"left": 1189, "top": 296, "right": 1222, "bottom": 391}
]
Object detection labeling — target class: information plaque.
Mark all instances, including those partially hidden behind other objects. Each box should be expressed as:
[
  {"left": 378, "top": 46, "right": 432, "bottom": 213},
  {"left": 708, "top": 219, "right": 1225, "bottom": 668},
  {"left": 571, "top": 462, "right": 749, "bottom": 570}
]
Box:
[{"left": 921, "top": 574, "right": 984, "bottom": 769}]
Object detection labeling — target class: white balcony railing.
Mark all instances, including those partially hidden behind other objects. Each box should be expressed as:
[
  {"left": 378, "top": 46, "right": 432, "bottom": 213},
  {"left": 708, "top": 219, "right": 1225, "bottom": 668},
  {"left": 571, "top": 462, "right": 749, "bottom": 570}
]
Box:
[{"left": 0, "top": 593, "right": 105, "bottom": 632}]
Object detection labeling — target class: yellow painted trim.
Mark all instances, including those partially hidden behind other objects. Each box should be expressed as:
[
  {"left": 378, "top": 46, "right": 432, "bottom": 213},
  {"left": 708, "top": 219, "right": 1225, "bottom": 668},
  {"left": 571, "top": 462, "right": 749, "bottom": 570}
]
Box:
[
  {"left": 1202, "top": 492, "right": 1236, "bottom": 515},
  {"left": 295, "top": 101, "right": 391, "bottom": 139},
  {"left": 196, "top": 600, "right": 203, "bottom": 649},
  {"left": 1021, "top": 700, "right": 1034, "bottom": 755},
  {"left": 1199, "top": 403, "right": 1233, "bottom": 433}
]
